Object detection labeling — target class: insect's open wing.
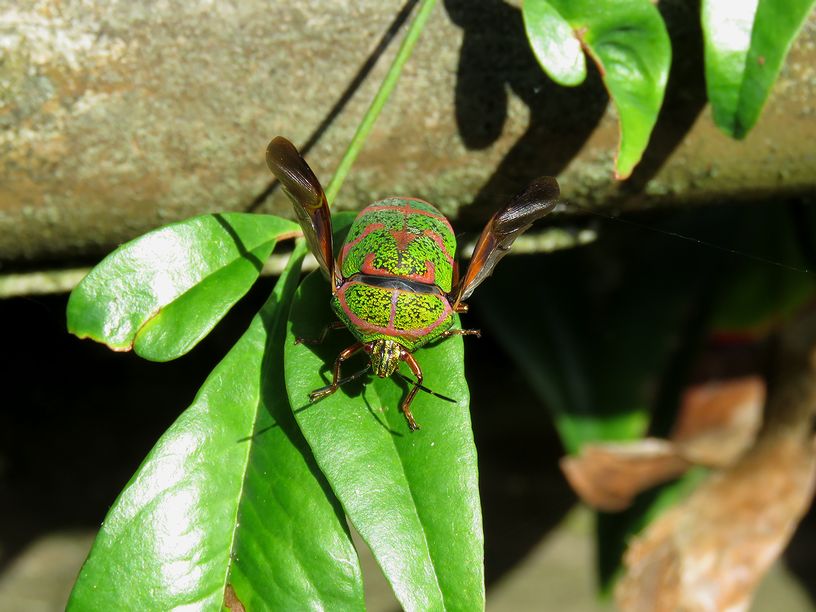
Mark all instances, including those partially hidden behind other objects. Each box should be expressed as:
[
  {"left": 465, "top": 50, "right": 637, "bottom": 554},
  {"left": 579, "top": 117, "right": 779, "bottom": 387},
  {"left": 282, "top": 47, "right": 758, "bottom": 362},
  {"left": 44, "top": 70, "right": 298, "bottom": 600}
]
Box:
[
  {"left": 266, "top": 136, "right": 337, "bottom": 292},
  {"left": 453, "top": 176, "right": 560, "bottom": 305}
]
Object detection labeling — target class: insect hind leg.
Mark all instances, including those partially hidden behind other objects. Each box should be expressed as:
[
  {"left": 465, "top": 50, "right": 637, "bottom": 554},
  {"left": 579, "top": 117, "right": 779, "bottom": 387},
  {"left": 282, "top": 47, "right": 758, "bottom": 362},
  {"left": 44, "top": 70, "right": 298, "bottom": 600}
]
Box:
[{"left": 309, "top": 342, "right": 364, "bottom": 402}]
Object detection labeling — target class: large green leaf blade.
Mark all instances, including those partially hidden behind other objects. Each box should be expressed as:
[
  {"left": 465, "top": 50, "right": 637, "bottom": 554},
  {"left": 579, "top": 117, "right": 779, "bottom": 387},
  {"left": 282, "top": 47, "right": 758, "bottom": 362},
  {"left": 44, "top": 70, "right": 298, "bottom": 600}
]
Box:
[
  {"left": 703, "top": 0, "right": 815, "bottom": 138},
  {"left": 67, "top": 213, "right": 299, "bottom": 361},
  {"left": 68, "top": 247, "right": 364, "bottom": 611},
  {"left": 285, "top": 272, "right": 483, "bottom": 611},
  {"left": 523, "top": 0, "right": 586, "bottom": 86},
  {"left": 524, "top": 0, "right": 671, "bottom": 179}
]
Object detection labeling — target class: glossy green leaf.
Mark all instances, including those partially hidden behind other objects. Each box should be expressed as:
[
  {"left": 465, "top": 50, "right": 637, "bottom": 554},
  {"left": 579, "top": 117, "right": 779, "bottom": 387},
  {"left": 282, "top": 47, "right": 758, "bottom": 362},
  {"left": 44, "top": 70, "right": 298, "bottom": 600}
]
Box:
[
  {"left": 67, "top": 213, "right": 299, "bottom": 361},
  {"left": 523, "top": 0, "right": 671, "bottom": 178},
  {"left": 703, "top": 0, "right": 816, "bottom": 138},
  {"left": 523, "top": 0, "right": 586, "bottom": 86},
  {"left": 68, "top": 245, "right": 365, "bottom": 611},
  {"left": 285, "top": 272, "right": 483, "bottom": 612}
]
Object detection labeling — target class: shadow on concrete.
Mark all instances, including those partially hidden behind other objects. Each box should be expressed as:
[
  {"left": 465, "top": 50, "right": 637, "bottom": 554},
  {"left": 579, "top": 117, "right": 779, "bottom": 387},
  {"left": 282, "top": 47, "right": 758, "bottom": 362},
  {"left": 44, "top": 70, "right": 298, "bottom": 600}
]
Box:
[
  {"left": 444, "top": 0, "right": 606, "bottom": 223},
  {"left": 444, "top": 0, "right": 709, "bottom": 216}
]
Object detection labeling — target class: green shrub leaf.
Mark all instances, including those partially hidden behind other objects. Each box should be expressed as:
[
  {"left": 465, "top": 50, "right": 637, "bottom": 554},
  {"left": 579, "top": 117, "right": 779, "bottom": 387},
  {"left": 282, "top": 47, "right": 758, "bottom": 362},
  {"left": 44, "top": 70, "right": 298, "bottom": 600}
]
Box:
[
  {"left": 703, "top": 0, "right": 815, "bottom": 138},
  {"left": 285, "top": 271, "right": 483, "bottom": 611},
  {"left": 523, "top": 0, "right": 671, "bottom": 178},
  {"left": 67, "top": 245, "right": 365, "bottom": 611},
  {"left": 523, "top": 0, "right": 586, "bottom": 86},
  {"left": 67, "top": 213, "right": 299, "bottom": 361}
]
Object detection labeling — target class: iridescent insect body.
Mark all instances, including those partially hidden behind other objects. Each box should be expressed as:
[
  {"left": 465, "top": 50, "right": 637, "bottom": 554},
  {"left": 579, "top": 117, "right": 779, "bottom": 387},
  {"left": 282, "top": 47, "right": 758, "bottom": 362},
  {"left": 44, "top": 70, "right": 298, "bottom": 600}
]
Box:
[{"left": 267, "top": 136, "right": 559, "bottom": 430}]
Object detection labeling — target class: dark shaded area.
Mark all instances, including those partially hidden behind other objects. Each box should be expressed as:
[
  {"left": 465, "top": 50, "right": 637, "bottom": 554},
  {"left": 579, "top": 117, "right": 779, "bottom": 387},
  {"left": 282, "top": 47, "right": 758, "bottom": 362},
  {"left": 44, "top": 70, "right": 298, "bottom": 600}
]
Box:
[
  {"left": 2, "top": 200, "right": 816, "bottom": 603},
  {"left": 0, "top": 278, "right": 274, "bottom": 573},
  {"left": 473, "top": 198, "right": 816, "bottom": 593},
  {"left": 466, "top": 320, "right": 576, "bottom": 585},
  {"left": 786, "top": 502, "right": 816, "bottom": 603}
]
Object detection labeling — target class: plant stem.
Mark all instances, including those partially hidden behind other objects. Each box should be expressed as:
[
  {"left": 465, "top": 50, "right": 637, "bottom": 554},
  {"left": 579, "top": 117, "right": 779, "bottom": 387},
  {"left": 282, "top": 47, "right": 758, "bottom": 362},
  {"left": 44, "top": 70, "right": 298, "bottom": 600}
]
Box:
[{"left": 324, "top": 0, "right": 437, "bottom": 205}]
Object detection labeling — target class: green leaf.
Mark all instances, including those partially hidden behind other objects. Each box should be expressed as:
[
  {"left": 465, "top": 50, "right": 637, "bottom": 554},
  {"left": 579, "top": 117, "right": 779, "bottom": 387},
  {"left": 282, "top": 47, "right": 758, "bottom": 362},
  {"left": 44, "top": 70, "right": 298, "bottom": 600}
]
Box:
[
  {"left": 68, "top": 245, "right": 365, "bottom": 611},
  {"left": 67, "top": 213, "right": 299, "bottom": 361},
  {"left": 703, "top": 0, "right": 816, "bottom": 139},
  {"left": 285, "top": 271, "right": 483, "bottom": 612},
  {"left": 522, "top": 0, "right": 671, "bottom": 178},
  {"left": 523, "top": 0, "right": 586, "bottom": 86}
]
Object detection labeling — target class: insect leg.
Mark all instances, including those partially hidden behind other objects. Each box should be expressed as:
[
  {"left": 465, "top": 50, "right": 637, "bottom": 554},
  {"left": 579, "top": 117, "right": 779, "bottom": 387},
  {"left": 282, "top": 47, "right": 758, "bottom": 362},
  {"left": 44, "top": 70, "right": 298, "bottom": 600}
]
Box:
[
  {"left": 295, "top": 320, "right": 345, "bottom": 345},
  {"left": 439, "top": 328, "right": 481, "bottom": 340},
  {"left": 309, "top": 342, "right": 364, "bottom": 402},
  {"left": 401, "top": 353, "right": 424, "bottom": 432}
]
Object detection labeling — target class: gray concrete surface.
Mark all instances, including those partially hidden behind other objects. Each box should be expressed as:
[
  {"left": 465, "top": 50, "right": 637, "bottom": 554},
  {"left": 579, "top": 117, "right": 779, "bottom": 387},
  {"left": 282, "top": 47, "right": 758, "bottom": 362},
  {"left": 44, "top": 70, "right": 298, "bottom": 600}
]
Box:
[
  {"left": 2, "top": 1, "right": 815, "bottom": 263},
  {"left": 1, "top": 508, "right": 812, "bottom": 611}
]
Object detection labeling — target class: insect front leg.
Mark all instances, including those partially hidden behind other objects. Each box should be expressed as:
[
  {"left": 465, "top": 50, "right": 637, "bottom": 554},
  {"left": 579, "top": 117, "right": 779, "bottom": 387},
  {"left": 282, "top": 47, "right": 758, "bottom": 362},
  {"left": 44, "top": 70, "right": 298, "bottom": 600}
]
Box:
[
  {"left": 439, "top": 328, "right": 481, "bottom": 340},
  {"left": 401, "top": 353, "right": 425, "bottom": 432},
  {"left": 296, "top": 320, "right": 345, "bottom": 345},
  {"left": 309, "top": 342, "right": 364, "bottom": 402}
]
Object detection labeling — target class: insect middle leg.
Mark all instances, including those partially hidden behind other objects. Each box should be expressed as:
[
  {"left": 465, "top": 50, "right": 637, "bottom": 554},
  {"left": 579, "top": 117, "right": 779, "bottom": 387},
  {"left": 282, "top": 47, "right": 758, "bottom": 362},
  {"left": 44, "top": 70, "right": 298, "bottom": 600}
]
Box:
[
  {"left": 439, "top": 328, "right": 481, "bottom": 340},
  {"left": 296, "top": 320, "right": 345, "bottom": 345},
  {"left": 309, "top": 342, "right": 364, "bottom": 402}
]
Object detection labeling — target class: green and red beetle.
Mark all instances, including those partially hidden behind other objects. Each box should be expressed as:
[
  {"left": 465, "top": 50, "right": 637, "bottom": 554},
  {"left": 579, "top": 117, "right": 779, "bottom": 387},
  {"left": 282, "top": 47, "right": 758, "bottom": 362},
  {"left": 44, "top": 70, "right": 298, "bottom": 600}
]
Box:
[{"left": 267, "top": 136, "right": 559, "bottom": 430}]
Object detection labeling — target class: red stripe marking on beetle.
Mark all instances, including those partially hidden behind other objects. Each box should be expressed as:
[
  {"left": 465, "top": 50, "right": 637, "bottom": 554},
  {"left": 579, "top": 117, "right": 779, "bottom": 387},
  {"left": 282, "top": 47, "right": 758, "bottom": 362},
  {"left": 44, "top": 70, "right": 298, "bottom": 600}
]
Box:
[
  {"left": 360, "top": 252, "right": 381, "bottom": 276},
  {"left": 389, "top": 291, "right": 399, "bottom": 328},
  {"left": 422, "top": 229, "right": 455, "bottom": 263},
  {"left": 405, "top": 260, "right": 436, "bottom": 285},
  {"left": 337, "top": 285, "right": 452, "bottom": 341},
  {"left": 359, "top": 251, "right": 438, "bottom": 285},
  {"left": 390, "top": 228, "right": 417, "bottom": 250},
  {"left": 362, "top": 204, "right": 452, "bottom": 229},
  {"left": 339, "top": 223, "right": 386, "bottom": 267},
  {"left": 392, "top": 302, "right": 453, "bottom": 339}
]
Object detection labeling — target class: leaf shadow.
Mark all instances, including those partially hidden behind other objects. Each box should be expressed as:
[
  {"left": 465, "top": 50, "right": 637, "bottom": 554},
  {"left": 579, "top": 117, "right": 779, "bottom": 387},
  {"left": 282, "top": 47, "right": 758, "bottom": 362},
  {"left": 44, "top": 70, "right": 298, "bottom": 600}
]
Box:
[
  {"left": 254, "top": 281, "right": 353, "bottom": 534},
  {"left": 443, "top": 0, "right": 607, "bottom": 224},
  {"left": 444, "top": 0, "right": 708, "bottom": 216},
  {"left": 361, "top": 390, "right": 404, "bottom": 436},
  {"left": 618, "top": 0, "right": 708, "bottom": 198},
  {"left": 212, "top": 213, "right": 265, "bottom": 272}
]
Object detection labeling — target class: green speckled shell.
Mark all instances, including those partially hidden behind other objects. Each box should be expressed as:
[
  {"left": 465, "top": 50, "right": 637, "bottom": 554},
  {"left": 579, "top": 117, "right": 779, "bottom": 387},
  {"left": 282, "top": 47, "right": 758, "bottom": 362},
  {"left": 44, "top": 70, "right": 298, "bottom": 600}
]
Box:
[
  {"left": 339, "top": 198, "right": 456, "bottom": 293},
  {"left": 332, "top": 281, "right": 454, "bottom": 352}
]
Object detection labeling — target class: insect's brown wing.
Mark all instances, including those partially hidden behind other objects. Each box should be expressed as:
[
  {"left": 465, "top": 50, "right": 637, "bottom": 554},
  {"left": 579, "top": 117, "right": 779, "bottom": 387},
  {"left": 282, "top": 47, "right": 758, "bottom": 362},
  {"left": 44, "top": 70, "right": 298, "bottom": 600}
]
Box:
[
  {"left": 266, "top": 136, "right": 336, "bottom": 291},
  {"left": 454, "top": 176, "right": 560, "bottom": 304}
]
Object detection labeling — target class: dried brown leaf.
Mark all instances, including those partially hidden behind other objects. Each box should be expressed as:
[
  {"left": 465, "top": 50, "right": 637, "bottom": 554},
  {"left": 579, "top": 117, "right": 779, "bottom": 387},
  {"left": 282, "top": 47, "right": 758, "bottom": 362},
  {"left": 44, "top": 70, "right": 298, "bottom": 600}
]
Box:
[
  {"left": 672, "top": 376, "right": 765, "bottom": 467},
  {"left": 560, "top": 439, "right": 690, "bottom": 512}
]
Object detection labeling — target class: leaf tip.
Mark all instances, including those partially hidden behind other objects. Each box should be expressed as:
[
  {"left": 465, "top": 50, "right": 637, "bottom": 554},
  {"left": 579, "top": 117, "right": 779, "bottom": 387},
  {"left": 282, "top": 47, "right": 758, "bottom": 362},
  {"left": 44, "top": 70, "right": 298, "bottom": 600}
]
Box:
[{"left": 70, "top": 329, "right": 134, "bottom": 353}]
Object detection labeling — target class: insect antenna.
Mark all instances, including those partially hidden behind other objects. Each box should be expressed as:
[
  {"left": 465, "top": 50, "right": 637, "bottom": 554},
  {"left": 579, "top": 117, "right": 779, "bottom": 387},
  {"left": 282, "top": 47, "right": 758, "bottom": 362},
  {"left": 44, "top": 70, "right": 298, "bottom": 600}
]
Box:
[
  {"left": 395, "top": 373, "right": 457, "bottom": 403},
  {"left": 337, "top": 364, "right": 371, "bottom": 387},
  {"left": 564, "top": 201, "right": 814, "bottom": 276}
]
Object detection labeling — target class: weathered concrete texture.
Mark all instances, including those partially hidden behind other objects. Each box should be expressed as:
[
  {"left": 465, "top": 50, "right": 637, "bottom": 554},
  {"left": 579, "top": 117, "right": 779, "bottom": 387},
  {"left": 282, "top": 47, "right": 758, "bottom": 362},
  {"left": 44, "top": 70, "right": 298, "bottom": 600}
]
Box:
[
  {"left": 1, "top": 515, "right": 812, "bottom": 611},
  {"left": 1, "top": 1, "right": 815, "bottom": 263}
]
